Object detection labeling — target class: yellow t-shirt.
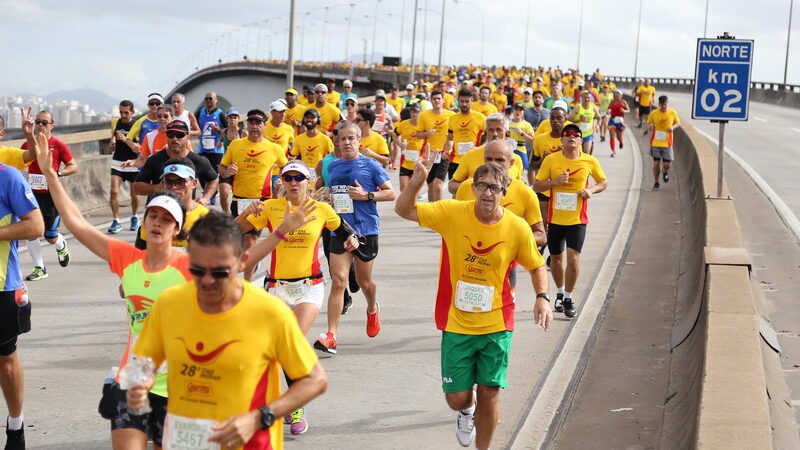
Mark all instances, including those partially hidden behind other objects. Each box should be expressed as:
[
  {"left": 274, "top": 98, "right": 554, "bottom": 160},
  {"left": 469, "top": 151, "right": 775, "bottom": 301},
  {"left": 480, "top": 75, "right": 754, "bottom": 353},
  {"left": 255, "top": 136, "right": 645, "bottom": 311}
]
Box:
[
  {"left": 247, "top": 198, "right": 340, "bottom": 281},
  {"left": 290, "top": 132, "right": 334, "bottom": 170},
  {"left": 443, "top": 92, "right": 457, "bottom": 110},
  {"left": 386, "top": 96, "right": 406, "bottom": 114},
  {"left": 447, "top": 111, "right": 486, "bottom": 164},
  {"left": 134, "top": 281, "right": 317, "bottom": 450},
  {"left": 395, "top": 119, "right": 425, "bottom": 171},
  {"left": 327, "top": 90, "right": 341, "bottom": 107},
  {"left": 307, "top": 102, "right": 341, "bottom": 134},
  {"left": 419, "top": 109, "right": 455, "bottom": 152},
  {"left": 535, "top": 151, "right": 607, "bottom": 226},
  {"left": 360, "top": 131, "right": 390, "bottom": 160},
  {"left": 0, "top": 147, "right": 27, "bottom": 170},
  {"left": 532, "top": 132, "right": 563, "bottom": 161},
  {"left": 471, "top": 102, "right": 498, "bottom": 118},
  {"left": 456, "top": 179, "right": 543, "bottom": 226},
  {"left": 297, "top": 95, "right": 314, "bottom": 106},
  {"left": 646, "top": 108, "right": 680, "bottom": 148},
  {"left": 285, "top": 104, "right": 307, "bottom": 129},
  {"left": 636, "top": 85, "right": 657, "bottom": 107},
  {"left": 263, "top": 121, "right": 295, "bottom": 176},
  {"left": 222, "top": 138, "right": 288, "bottom": 199},
  {"left": 509, "top": 120, "right": 534, "bottom": 151},
  {"left": 491, "top": 91, "right": 508, "bottom": 111},
  {"left": 451, "top": 146, "right": 524, "bottom": 182},
  {"left": 417, "top": 200, "right": 544, "bottom": 335},
  {"left": 139, "top": 204, "right": 209, "bottom": 248},
  {"left": 534, "top": 119, "right": 573, "bottom": 138}
]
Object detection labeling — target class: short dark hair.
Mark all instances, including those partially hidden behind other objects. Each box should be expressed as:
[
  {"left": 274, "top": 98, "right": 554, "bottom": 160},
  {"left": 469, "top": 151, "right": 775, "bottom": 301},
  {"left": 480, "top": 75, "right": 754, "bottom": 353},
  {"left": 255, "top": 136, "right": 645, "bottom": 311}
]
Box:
[
  {"left": 189, "top": 210, "right": 244, "bottom": 256},
  {"left": 358, "top": 108, "right": 376, "bottom": 127},
  {"left": 119, "top": 100, "right": 135, "bottom": 112},
  {"left": 430, "top": 90, "right": 444, "bottom": 99},
  {"left": 458, "top": 88, "right": 473, "bottom": 98},
  {"left": 473, "top": 162, "right": 511, "bottom": 188},
  {"left": 659, "top": 95, "right": 668, "bottom": 104}
]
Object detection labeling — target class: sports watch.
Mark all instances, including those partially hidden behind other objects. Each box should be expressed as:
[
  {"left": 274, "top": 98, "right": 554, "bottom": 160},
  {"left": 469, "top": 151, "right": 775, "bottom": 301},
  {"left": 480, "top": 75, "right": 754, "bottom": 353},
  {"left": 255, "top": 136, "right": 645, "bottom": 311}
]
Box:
[
  {"left": 259, "top": 406, "right": 275, "bottom": 430},
  {"left": 367, "top": 192, "right": 375, "bottom": 201},
  {"left": 536, "top": 292, "right": 550, "bottom": 302}
]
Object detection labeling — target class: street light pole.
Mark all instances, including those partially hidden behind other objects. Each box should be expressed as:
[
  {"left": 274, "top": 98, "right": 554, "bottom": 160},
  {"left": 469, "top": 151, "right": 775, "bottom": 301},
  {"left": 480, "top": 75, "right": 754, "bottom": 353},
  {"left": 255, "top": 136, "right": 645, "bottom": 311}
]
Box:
[
  {"left": 400, "top": 0, "right": 407, "bottom": 60},
  {"left": 371, "top": 0, "right": 381, "bottom": 65},
  {"left": 577, "top": 0, "right": 584, "bottom": 70},
  {"left": 523, "top": 0, "right": 531, "bottom": 67},
  {"left": 422, "top": 0, "right": 428, "bottom": 69},
  {"left": 633, "top": 0, "right": 643, "bottom": 79},
  {"left": 785, "top": 0, "right": 795, "bottom": 85},
  {"left": 346, "top": 3, "right": 355, "bottom": 62},
  {"left": 409, "top": 0, "right": 420, "bottom": 83},
  {"left": 288, "top": 0, "right": 296, "bottom": 87},
  {"left": 703, "top": 0, "right": 710, "bottom": 38},
  {"left": 437, "top": 0, "right": 446, "bottom": 75},
  {"left": 321, "top": 7, "right": 330, "bottom": 62}
]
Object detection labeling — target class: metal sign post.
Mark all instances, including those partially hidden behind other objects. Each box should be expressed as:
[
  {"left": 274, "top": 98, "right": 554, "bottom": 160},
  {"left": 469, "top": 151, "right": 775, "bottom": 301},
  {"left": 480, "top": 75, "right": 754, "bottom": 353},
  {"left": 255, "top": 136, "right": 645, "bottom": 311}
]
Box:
[{"left": 692, "top": 33, "right": 754, "bottom": 197}]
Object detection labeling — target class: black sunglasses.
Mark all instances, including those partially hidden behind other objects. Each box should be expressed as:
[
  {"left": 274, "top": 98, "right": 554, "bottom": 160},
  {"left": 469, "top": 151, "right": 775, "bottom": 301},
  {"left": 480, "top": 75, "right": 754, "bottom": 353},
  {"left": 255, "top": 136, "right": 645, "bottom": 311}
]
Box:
[
  {"left": 35, "top": 120, "right": 52, "bottom": 126},
  {"left": 164, "top": 177, "right": 189, "bottom": 188},
  {"left": 204, "top": 97, "right": 214, "bottom": 101},
  {"left": 166, "top": 131, "right": 186, "bottom": 139},
  {"left": 188, "top": 265, "right": 233, "bottom": 279},
  {"left": 148, "top": 101, "right": 162, "bottom": 106},
  {"left": 281, "top": 174, "right": 307, "bottom": 183}
]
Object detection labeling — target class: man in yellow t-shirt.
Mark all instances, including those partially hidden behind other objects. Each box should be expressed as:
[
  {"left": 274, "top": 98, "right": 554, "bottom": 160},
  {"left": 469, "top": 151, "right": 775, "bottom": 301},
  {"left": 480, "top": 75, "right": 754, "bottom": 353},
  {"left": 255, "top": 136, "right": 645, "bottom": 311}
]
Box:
[
  {"left": 472, "top": 86, "right": 499, "bottom": 117},
  {"left": 394, "top": 104, "right": 425, "bottom": 191},
  {"left": 356, "top": 108, "right": 390, "bottom": 166},
  {"left": 263, "top": 100, "right": 296, "bottom": 179},
  {"left": 386, "top": 84, "right": 407, "bottom": 116},
  {"left": 284, "top": 88, "right": 307, "bottom": 133},
  {"left": 396, "top": 157, "right": 551, "bottom": 450},
  {"left": 307, "top": 83, "right": 341, "bottom": 136},
  {"left": 297, "top": 85, "right": 314, "bottom": 106},
  {"left": 325, "top": 78, "right": 341, "bottom": 107},
  {"left": 635, "top": 79, "right": 656, "bottom": 128},
  {"left": 290, "top": 110, "right": 334, "bottom": 171},
  {"left": 533, "top": 123, "right": 608, "bottom": 318},
  {"left": 129, "top": 211, "right": 327, "bottom": 450},
  {"left": 646, "top": 95, "right": 680, "bottom": 191},
  {"left": 0, "top": 113, "right": 36, "bottom": 170},
  {"left": 445, "top": 89, "right": 486, "bottom": 180},
  {"left": 418, "top": 90, "right": 455, "bottom": 201}
]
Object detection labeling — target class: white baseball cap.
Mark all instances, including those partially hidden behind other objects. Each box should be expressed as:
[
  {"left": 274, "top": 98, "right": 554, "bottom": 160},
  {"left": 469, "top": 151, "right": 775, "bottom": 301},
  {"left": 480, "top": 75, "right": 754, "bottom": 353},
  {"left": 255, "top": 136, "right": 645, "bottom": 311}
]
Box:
[
  {"left": 343, "top": 79, "right": 353, "bottom": 88},
  {"left": 405, "top": 83, "right": 415, "bottom": 90},
  {"left": 552, "top": 100, "right": 569, "bottom": 111},
  {"left": 145, "top": 195, "right": 184, "bottom": 232},
  {"left": 314, "top": 83, "right": 328, "bottom": 93},
  {"left": 270, "top": 99, "right": 287, "bottom": 112},
  {"left": 280, "top": 161, "right": 312, "bottom": 178},
  {"left": 523, "top": 87, "right": 534, "bottom": 94}
]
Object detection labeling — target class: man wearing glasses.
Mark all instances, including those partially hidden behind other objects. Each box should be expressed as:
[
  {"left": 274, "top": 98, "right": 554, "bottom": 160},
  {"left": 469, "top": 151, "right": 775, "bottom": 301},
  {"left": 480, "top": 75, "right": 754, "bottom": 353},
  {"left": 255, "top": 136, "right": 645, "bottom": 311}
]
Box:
[
  {"left": 306, "top": 83, "right": 341, "bottom": 136},
  {"left": 20, "top": 111, "right": 78, "bottom": 282},
  {"left": 533, "top": 123, "right": 607, "bottom": 318},
  {"left": 395, "top": 157, "right": 551, "bottom": 450}
]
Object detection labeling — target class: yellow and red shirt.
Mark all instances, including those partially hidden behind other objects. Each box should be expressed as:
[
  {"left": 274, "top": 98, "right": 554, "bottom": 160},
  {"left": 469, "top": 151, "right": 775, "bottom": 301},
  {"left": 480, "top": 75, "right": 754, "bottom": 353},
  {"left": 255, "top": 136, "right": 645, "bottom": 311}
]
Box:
[
  {"left": 395, "top": 119, "right": 425, "bottom": 171},
  {"left": 455, "top": 179, "right": 542, "bottom": 226},
  {"left": 306, "top": 102, "right": 341, "bottom": 134},
  {"left": 535, "top": 151, "right": 607, "bottom": 226},
  {"left": 290, "top": 132, "right": 334, "bottom": 170},
  {"left": 447, "top": 111, "right": 486, "bottom": 164},
  {"left": 222, "top": 138, "right": 288, "bottom": 199},
  {"left": 419, "top": 109, "right": 455, "bottom": 152},
  {"left": 360, "top": 131, "right": 390, "bottom": 161},
  {"left": 471, "top": 101, "right": 498, "bottom": 118},
  {"left": 636, "top": 85, "right": 657, "bottom": 107},
  {"left": 647, "top": 108, "right": 680, "bottom": 148},
  {"left": 450, "top": 146, "right": 524, "bottom": 182}
]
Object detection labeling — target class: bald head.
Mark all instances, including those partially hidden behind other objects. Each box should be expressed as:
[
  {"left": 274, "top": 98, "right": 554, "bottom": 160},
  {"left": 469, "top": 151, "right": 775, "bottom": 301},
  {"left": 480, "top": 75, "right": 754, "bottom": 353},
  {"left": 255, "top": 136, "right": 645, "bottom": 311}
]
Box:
[{"left": 484, "top": 139, "right": 514, "bottom": 170}]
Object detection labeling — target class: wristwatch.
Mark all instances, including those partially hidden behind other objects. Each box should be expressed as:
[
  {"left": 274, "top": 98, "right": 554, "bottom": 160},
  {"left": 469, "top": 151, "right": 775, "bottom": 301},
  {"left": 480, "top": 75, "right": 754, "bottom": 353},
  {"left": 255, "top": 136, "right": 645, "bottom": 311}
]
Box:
[
  {"left": 367, "top": 192, "right": 375, "bottom": 201},
  {"left": 536, "top": 292, "right": 550, "bottom": 302},
  {"left": 258, "top": 406, "right": 275, "bottom": 430}
]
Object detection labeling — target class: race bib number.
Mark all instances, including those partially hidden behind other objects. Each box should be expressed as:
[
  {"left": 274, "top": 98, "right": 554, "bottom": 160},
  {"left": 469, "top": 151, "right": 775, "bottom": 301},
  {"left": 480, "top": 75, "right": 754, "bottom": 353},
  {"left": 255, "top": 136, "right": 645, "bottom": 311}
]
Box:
[
  {"left": 272, "top": 280, "right": 310, "bottom": 306},
  {"left": 654, "top": 130, "right": 668, "bottom": 142},
  {"left": 236, "top": 198, "right": 258, "bottom": 213},
  {"left": 372, "top": 120, "right": 385, "bottom": 132},
  {"left": 28, "top": 174, "right": 47, "bottom": 190},
  {"left": 331, "top": 185, "right": 354, "bottom": 214},
  {"left": 164, "top": 414, "right": 219, "bottom": 450},
  {"left": 455, "top": 281, "right": 495, "bottom": 312},
  {"left": 579, "top": 122, "right": 592, "bottom": 133},
  {"left": 554, "top": 192, "right": 578, "bottom": 211},
  {"left": 201, "top": 137, "right": 216, "bottom": 150},
  {"left": 433, "top": 151, "right": 443, "bottom": 164},
  {"left": 457, "top": 142, "right": 474, "bottom": 156},
  {"left": 404, "top": 150, "right": 420, "bottom": 162}
]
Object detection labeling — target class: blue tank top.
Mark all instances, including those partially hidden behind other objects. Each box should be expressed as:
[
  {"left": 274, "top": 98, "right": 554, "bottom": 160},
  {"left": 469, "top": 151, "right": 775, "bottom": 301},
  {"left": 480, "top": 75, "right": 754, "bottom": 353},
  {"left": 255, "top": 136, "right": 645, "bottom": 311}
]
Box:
[{"left": 197, "top": 107, "right": 224, "bottom": 154}]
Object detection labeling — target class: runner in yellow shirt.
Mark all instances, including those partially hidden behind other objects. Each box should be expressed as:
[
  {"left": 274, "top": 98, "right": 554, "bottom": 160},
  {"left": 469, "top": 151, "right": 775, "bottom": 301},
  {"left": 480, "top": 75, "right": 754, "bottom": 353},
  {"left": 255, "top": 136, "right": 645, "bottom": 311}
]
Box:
[
  {"left": 307, "top": 83, "right": 341, "bottom": 136},
  {"left": 396, "top": 158, "right": 551, "bottom": 450},
  {"left": 297, "top": 85, "right": 315, "bottom": 106},
  {"left": 325, "top": 78, "right": 341, "bottom": 107},
  {"left": 284, "top": 88, "right": 307, "bottom": 133},
  {"left": 356, "top": 109, "right": 391, "bottom": 166},
  {"left": 445, "top": 89, "right": 486, "bottom": 180},
  {"left": 533, "top": 123, "right": 607, "bottom": 318},
  {"left": 471, "top": 86, "right": 499, "bottom": 117},
  {"left": 290, "top": 110, "right": 334, "bottom": 171},
  {"left": 128, "top": 210, "right": 328, "bottom": 450},
  {"left": 0, "top": 109, "right": 36, "bottom": 170},
  {"left": 646, "top": 95, "right": 680, "bottom": 191},
  {"left": 635, "top": 79, "right": 656, "bottom": 129},
  {"left": 418, "top": 91, "right": 455, "bottom": 201},
  {"left": 386, "top": 84, "right": 407, "bottom": 116},
  {"left": 263, "top": 100, "right": 296, "bottom": 184},
  {"left": 394, "top": 104, "right": 426, "bottom": 191}
]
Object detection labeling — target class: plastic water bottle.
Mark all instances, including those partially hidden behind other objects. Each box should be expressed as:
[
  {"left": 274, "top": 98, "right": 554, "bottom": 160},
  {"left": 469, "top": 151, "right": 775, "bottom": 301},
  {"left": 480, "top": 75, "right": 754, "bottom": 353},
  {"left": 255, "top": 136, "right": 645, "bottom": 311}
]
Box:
[{"left": 119, "top": 357, "right": 155, "bottom": 415}]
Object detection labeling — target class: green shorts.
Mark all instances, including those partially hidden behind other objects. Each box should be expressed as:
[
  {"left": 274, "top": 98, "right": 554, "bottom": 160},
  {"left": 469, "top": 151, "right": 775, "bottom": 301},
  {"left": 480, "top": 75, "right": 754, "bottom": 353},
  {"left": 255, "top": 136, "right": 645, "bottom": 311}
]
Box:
[{"left": 440, "top": 330, "right": 512, "bottom": 393}]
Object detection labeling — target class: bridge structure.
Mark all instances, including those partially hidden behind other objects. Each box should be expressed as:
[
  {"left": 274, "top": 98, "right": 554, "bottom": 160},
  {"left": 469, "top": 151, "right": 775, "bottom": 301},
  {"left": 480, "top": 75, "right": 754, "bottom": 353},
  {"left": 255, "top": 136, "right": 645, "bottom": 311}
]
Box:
[{"left": 4, "top": 62, "right": 800, "bottom": 449}]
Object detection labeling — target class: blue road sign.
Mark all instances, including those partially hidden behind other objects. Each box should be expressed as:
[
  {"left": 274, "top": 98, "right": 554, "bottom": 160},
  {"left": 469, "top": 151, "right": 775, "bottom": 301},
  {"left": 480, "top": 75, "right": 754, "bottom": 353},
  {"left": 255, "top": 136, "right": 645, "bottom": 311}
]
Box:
[{"left": 692, "top": 38, "right": 754, "bottom": 121}]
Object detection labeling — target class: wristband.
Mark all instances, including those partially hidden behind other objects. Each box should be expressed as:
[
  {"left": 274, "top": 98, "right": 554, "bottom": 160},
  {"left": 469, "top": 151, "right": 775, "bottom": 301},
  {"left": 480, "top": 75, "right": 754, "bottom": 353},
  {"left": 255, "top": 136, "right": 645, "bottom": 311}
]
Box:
[
  {"left": 536, "top": 292, "right": 550, "bottom": 302},
  {"left": 273, "top": 230, "right": 289, "bottom": 242}
]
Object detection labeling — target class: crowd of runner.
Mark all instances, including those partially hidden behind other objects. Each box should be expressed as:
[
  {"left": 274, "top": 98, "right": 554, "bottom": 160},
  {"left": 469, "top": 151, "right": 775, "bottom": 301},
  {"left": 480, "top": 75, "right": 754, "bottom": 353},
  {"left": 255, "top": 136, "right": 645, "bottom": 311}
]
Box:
[{"left": 0, "top": 64, "right": 680, "bottom": 449}]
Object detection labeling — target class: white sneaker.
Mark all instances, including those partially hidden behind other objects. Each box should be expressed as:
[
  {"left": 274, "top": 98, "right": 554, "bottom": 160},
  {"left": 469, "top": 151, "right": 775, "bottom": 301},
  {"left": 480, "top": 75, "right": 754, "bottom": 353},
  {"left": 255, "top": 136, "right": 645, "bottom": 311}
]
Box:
[{"left": 455, "top": 408, "right": 476, "bottom": 447}]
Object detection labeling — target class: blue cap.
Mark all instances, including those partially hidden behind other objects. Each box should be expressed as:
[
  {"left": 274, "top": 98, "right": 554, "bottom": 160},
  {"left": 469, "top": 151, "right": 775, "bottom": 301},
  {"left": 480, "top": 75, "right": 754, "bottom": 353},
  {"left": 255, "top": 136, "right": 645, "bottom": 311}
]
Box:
[
  {"left": 226, "top": 107, "right": 240, "bottom": 117},
  {"left": 161, "top": 164, "right": 196, "bottom": 180}
]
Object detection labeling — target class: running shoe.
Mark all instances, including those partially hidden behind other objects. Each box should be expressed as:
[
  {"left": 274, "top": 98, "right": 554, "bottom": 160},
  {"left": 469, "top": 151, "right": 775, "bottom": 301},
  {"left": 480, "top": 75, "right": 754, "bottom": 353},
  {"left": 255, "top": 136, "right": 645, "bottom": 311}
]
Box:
[
  {"left": 643, "top": 129, "right": 648, "bottom": 136},
  {"left": 610, "top": 153, "right": 615, "bottom": 158},
  {"left": 107, "top": 219, "right": 122, "bottom": 234},
  {"left": 25, "top": 266, "right": 48, "bottom": 281},
  {"left": 663, "top": 170, "right": 670, "bottom": 183},
  {"left": 313, "top": 332, "right": 337, "bottom": 355},
  {"left": 283, "top": 414, "right": 292, "bottom": 425},
  {"left": 455, "top": 408, "right": 476, "bottom": 447},
  {"left": 563, "top": 298, "right": 577, "bottom": 318},
  {"left": 289, "top": 407, "right": 308, "bottom": 435},
  {"left": 600, "top": 135, "right": 606, "bottom": 142},
  {"left": 366, "top": 303, "right": 381, "bottom": 337},
  {"left": 653, "top": 182, "right": 660, "bottom": 191},
  {"left": 619, "top": 141, "right": 624, "bottom": 149},
  {"left": 342, "top": 291, "right": 353, "bottom": 315},
  {"left": 129, "top": 215, "right": 139, "bottom": 231},
  {"left": 5, "top": 418, "right": 25, "bottom": 450},
  {"left": 554, "top": 293, "right": 564, "bottom": 313},
  {"left": 56, "top": 242, "right": 70, "bottom": 267}
]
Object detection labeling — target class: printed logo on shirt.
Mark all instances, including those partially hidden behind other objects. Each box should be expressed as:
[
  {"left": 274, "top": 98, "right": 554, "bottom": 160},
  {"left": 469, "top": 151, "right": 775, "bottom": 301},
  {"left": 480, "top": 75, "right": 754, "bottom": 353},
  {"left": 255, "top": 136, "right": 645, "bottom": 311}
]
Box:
[
  {"left": 177, "top": 338, "right": 239, "bottom": 365},
  {"left": 247, "top": 150, "right": 267, "bottom": 157},
  {"left": 463, "top": 236, "right": 505, "bottom": 256}
]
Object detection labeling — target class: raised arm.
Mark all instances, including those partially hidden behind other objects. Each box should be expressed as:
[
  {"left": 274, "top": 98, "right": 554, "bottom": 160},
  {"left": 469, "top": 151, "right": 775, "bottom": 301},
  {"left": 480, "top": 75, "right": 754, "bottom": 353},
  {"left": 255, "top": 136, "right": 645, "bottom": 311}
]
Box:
[
  {"left": 243, "top": 199, "right": 319, "bottom": 274},
  {"left": 395, "top": 158, "right": 432, "bottom": 222}
]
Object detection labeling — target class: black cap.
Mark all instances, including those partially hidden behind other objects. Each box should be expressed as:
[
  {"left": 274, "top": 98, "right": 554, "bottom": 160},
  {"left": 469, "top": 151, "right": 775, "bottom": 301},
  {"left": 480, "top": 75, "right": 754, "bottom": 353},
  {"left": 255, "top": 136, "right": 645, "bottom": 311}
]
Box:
[
  {"left": 166, "top": 120, "right": 189, "bottom": 134},
  {"left": 406, "top": 103, "right": 421, "bottom": 111},
  {"left": 513, "top": 102, "right": 526, "bottom": 110},
  {"left": 303, "top": 108, "right": 321, "bottom": 120},
  {"left": 246, "top": 109, "right": 267, "bottom": 121},
  {"left": 561, "top": 123, "right": 582, "bottom": 136}
]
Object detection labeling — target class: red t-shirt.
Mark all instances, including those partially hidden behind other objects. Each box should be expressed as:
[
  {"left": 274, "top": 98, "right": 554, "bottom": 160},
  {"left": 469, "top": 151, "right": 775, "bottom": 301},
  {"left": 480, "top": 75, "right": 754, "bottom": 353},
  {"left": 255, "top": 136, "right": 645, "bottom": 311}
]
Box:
[{"left": 21, "top": 136, "right": 74, "bottom": 193}]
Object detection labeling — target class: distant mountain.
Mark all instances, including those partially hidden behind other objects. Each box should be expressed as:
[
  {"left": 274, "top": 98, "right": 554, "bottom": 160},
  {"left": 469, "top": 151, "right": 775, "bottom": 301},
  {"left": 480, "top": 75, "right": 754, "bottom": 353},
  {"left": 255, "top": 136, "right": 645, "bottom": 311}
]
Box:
[{"left": 44, "top": 88, "right": 118, "bottom": 113}]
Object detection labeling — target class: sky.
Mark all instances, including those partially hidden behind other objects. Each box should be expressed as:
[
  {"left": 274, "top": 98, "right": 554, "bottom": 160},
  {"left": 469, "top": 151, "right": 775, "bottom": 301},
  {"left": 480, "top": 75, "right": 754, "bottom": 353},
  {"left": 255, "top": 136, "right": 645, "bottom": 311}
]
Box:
[{"left": 1, "top": 0, "right": 798, "bottom": 101}]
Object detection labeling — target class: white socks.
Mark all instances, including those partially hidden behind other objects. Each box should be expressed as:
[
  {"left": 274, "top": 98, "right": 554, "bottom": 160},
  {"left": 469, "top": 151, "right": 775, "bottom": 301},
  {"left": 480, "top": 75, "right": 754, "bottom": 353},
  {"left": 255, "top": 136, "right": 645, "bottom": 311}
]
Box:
[
  {"left": 7, "top": 414, "right": 23, "bottom": 430},
  {"left": 461, "top": 402, "right": 476, "bottom": 416},
  {"left": 565, "top": 291, "right": 572, "bottom": 299},
  {"left": 55, "top": 234, "right": 66, "bottom": 251},
  {"left": 557, "top": 287, "right": 564, "bottom": 295},
  {"left": 27, "top": 239, "right": 44, "bottom": 268}
]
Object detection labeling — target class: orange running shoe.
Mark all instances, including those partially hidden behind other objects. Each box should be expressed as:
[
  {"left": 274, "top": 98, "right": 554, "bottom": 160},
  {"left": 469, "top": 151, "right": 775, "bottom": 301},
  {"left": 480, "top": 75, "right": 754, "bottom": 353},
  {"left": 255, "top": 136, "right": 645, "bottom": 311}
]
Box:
[
  {"left": 366, "top": 303, "right": 381, "bottom": 337},
  {"left": 313, "top": 331, "right": 337, "bottom": 355}
]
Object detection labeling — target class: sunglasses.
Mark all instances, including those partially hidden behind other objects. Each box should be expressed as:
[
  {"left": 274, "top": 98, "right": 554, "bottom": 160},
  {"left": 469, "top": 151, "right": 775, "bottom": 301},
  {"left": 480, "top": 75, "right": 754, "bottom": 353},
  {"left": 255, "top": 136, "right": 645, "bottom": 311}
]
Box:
[
  {"left": 188, "top": 265, "right": 233, "bottom": 279},
  {"left": 157, "top": 114, "right": 171, "bottom": 119},
  {"left": 315, "top": 91, "right": 326, "bottom": 95},
  {"left": 148, "top": 101, "right": 162, "bottom": 106},
  {"left": 562, "top": 131, "right": 582, "bottom": 138},
  {"left": 281, "top": 174, "right": 307, "bottom": 183},
  {"left": 166, "top": 131, "right": 186, "bottom": 139},
  {"left": 204, "top": 97, "right": 214, "bottom": 101},
  {"left": 474, "top": 181, "right": 506, "bottom": 195},
  {"left": 164, "top": 177, "right": 189, "bottom": 188},
  {"left": 34, "top": 120, "right": 52, "bottom": 126}
]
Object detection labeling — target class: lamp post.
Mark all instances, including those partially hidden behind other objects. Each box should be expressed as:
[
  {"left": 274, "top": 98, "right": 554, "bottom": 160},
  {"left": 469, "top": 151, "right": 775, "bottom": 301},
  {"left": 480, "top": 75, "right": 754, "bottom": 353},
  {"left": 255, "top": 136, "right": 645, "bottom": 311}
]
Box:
[
  {"left": 409, "top": 0, "right": 420, "bottom": 83},
  {"left": 577, "top": 0, "right": 584, "bottom": 70},
  {"left": 785, "top": 0, "right": 795, "bottom": 85},
  {"left": 523, "top": 0, "right": 531, "bottom": 67},
  {"left": 288, "top": 0, "right": 296, "bottom": 87},
  {"left": 633, "top": 0, "right": 643, "bottom": 79},
  {"left": 371, "top": 0, "right": 381, "bottom": 65},
  {"left": 437, "top": 0, "right": 446, "bottom": 75}
]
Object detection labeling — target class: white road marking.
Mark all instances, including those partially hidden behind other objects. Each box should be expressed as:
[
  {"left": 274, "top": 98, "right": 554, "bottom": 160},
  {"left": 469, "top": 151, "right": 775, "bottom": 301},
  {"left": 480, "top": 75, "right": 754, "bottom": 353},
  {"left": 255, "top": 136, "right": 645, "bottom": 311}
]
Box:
[
  {"left": 753, "top": 117, "right": 767, "bottom": 123},
  {"left": 694, "top": 128, "right": 800, "bottom": 243},
  {"left": 510, "top": 127, "right": 643, "bottom": 449}
]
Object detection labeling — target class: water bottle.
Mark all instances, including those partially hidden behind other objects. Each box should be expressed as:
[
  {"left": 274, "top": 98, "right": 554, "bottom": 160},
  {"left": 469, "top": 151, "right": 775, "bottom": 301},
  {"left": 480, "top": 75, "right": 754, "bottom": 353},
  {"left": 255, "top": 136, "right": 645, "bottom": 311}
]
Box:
[{"left": 119, "top": 356, "right": 155, "bottom": 415}]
